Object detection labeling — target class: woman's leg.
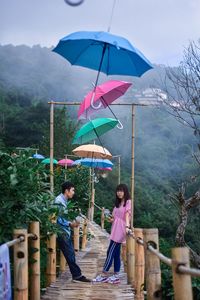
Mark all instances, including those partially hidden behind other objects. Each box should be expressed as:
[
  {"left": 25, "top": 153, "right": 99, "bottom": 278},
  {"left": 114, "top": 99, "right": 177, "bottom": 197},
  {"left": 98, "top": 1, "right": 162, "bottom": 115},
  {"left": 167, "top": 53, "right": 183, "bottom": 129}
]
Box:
[
  {"left": 103, "top": 240, "right": 119, "bottom": 273},
  {"left": 113, "top": 243, "right": 121, "bottom": 273}
]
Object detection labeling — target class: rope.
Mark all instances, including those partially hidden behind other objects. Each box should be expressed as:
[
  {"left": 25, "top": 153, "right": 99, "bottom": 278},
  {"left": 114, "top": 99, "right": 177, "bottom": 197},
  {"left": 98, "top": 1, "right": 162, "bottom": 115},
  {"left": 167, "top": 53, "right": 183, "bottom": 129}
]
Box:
[{"left": 107, "top": 0, "right": 117, "bottom": 32}]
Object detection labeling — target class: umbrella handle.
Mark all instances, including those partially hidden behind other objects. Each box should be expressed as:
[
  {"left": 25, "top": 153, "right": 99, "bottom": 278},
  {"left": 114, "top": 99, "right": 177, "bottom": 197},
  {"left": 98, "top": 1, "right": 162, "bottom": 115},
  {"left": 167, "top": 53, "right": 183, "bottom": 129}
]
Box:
[
  {"left": 91, "top": 94, "right": 102, "bottom": 110},
  {"left": 116, "top": 120, "right": 123, "bottom": 130}
]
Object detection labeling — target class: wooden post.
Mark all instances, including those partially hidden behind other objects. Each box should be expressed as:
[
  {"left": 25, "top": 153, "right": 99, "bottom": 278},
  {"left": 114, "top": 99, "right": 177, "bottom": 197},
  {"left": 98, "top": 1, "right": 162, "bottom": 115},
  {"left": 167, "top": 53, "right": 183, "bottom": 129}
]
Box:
[
  {"left": 81, "top": 220, "right": 88, "bottom": 250},
  {"left": 90, "top": 188, "right": 95, "bottom": 222},
  {"left": 135, "top": 228, "right": 145, "bottom": 300},
  {"left": 121, "top": 244, "right": 127, "bottom": 273},
  {"left": 143, "top": 229, "right": 161, "bottom": 300},
  {"left": 46, "top": 234, "right": 56, "bottom": 286},
  {"left": 50, "top": 101, "right": 54, "bottom": 193},
  {"left": 14, "top": 229, "right": 28, "bottom": 300},
  {"left": 172, "top": 247, "right": 193, "bottom": 300},
  {"left": 29, "top": 222, "right": 40, "bottom": 300},
  {"left": 59, "top": 252, "right": 66, "bottom": 273},
  {"left": 126, "top": 232, "right": 135, "bottom": 287},
  {"left": 130, "top": 105, "right": 135, "bottom": 228},
  {"left": 101, "top": 207, "right": 105, "bottom": 229},
  {"left": 73, "top": 226, "right": 80, "bottom": 251}
]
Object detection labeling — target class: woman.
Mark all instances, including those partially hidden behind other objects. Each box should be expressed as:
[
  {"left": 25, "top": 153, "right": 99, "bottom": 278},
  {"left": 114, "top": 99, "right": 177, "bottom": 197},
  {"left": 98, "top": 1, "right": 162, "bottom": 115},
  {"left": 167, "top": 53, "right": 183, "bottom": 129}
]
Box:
[{"left": 93, "top": 183, "right": 132, "bottom": 284}]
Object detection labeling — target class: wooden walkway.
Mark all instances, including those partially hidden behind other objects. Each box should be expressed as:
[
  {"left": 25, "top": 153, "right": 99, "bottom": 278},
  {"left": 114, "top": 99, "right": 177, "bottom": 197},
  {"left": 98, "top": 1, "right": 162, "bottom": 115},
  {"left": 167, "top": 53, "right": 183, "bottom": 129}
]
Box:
[{"left": 41, "top": 222, "right": 134, "bottom": 300}]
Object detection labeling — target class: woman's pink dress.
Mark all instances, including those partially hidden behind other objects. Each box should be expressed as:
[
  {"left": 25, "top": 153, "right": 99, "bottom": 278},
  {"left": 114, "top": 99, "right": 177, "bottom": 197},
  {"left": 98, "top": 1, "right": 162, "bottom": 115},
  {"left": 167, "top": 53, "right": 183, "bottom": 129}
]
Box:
[{"left": 110, "top": 200, "right": 131, "bottom": 243}]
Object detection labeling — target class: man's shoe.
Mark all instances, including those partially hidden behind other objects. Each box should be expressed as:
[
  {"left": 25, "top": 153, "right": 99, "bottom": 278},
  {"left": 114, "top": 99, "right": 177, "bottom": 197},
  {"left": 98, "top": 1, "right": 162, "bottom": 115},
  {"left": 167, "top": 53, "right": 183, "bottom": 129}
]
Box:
[{"left": 72, "top": 275, "right": 91, "bottom": 283}]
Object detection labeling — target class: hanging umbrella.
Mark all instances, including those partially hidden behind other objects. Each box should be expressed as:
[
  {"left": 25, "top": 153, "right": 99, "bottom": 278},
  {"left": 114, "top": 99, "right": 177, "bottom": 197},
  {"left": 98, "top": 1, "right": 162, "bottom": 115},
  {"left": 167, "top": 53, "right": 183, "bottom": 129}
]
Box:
[
  {"left": 72, "top": 144, "right": 112, "bottom": 159},
  {"left": 53, "top": 31, "right": 152, "bottom": 77},
  {"left": 72, "top": 158, "right": 113, "bottom": 169},
  {"left": 78, "top": 80, "right": 132, "bottom": 120},
  {"left": 58, "top": 158, "right": 74, "bottom": 167},
  {"left": 98, "top": 167, "right": 112, "bottom": 171},
  {"left": 32, "top": 153, "right": 45, "bottom": 159},
  {"left": 73, "top": 118, "right": 118, "bottom": 144},
  {"left": 53, "top": 31, "right": 153, "bottom": 108},
  {"left": 41, "top": 158, "right": 58, "bottom": 164}
]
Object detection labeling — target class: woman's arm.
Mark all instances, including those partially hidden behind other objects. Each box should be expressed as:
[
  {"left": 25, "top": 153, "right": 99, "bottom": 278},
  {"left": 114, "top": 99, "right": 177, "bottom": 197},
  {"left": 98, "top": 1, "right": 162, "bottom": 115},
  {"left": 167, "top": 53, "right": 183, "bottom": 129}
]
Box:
[{"left": 125, "top": 211, "right": 131, "bottom": 234}]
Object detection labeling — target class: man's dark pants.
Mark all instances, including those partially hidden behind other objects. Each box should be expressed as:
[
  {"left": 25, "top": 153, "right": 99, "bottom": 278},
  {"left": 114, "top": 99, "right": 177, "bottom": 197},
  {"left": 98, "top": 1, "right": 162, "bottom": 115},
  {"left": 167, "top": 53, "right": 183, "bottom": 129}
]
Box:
[{"left": 57, "top": 233, "right": 82, "bottom": 279}]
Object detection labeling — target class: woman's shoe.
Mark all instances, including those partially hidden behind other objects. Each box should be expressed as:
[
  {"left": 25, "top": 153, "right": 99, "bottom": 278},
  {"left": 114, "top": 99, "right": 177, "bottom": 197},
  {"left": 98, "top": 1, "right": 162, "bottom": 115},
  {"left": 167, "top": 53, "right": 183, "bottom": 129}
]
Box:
[
  {"left": 108, "top": 274, "right": 120, "bottom": 284},
  {"left": 92, "top": 274, "right": 109, "bottom": 283}
]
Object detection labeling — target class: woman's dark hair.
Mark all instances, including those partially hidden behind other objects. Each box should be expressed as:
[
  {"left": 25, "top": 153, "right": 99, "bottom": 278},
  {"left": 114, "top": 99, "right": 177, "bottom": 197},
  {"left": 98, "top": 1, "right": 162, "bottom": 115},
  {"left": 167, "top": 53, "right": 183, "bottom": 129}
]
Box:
[
  {"left": 115, "top": 183, "right": 130, "bottom": 208},
  {"left": 61, "top": 181, "right": 75, "bottom": 194}
]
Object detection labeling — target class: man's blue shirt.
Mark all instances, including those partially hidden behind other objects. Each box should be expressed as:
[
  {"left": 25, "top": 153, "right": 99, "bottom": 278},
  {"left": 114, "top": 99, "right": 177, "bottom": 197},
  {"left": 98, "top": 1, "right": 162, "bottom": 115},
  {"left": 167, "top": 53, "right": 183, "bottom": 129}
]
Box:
[{"left": 54, "top": 193, "right": 71, "bottom": 237}]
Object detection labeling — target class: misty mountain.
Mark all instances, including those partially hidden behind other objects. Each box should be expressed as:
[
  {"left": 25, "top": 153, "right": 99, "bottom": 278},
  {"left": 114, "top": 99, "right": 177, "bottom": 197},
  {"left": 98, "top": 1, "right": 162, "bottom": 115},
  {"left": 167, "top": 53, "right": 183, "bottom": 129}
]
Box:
[{"left": 0, "top": 44, "right": 171, "bottom": 102}]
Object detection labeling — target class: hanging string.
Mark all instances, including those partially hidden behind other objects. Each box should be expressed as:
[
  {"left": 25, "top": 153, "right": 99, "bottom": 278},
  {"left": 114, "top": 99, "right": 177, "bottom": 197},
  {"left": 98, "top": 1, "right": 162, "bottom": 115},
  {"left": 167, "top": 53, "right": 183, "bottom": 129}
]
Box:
[{"left": 107, "top": 0, "right": 117, "bottom": 32}]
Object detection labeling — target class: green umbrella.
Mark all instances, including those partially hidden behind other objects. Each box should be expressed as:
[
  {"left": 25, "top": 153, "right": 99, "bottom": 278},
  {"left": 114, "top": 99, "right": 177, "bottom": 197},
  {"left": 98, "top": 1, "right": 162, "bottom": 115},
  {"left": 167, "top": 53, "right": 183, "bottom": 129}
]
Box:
[
  {"left": 73, "top": 118, "right": 118, "bottom": 144},
  {"left": 41, "top": 158, "right": 58, "bottom": 164}
]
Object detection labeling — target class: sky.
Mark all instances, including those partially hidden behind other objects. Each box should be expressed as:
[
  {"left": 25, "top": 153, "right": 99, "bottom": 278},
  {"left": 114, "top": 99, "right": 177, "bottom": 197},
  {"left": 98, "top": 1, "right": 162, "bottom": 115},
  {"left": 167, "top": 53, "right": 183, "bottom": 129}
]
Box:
[{"left": 0, "top": 0, "right": 200, "bottom": 66}]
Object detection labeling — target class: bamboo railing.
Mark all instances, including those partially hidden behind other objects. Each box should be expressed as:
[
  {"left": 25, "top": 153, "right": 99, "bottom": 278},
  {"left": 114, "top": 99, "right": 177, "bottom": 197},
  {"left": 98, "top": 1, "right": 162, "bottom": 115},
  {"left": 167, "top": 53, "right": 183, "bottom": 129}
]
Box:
[
  {"left": 94, "top": 203, "right": 200, "bottom": 300},
  {"left": 2, "top": 217, "right": 87, "bottom": 300},
  {"left": 2, "top": 210, "right": 200, "bottom": 300}
]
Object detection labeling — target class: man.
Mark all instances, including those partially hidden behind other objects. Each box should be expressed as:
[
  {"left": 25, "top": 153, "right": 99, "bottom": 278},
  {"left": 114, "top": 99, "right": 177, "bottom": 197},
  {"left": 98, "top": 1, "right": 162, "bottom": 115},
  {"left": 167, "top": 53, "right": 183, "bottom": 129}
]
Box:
[{"left": 54, "top": 181, "right": 91, "bottom": 282}]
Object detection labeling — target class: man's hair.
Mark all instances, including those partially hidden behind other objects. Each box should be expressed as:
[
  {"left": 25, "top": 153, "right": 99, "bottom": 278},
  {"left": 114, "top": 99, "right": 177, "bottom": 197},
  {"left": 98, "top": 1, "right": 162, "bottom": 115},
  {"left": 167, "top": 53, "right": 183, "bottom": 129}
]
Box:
[{"left": 61, "top": 181, "right": 75, "bottom": 194}]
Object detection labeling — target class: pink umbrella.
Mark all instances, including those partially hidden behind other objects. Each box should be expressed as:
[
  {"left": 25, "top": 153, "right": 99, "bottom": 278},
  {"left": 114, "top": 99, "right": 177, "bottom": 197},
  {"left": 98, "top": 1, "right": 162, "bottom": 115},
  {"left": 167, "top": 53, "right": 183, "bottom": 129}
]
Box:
[
  {"left": 78, "top": 80, "right": 132, "bottom": 120},
  {"left": 98, "top": 167, "right": 112, "bottom": 171},
  {"left": 58, "top": 159, "right": 74, "bottom": 167}
]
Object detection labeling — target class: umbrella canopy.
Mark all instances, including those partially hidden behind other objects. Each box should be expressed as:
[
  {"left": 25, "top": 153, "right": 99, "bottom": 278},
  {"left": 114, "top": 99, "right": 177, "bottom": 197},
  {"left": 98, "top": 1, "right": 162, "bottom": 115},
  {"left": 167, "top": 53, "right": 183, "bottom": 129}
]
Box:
[
  {"left": 72, "top": 144, "right": 112, "bottom": 159},
  {"left": 73, "top": 118, "right": 118, "bottom": 144},
  {"left": 78, "top": 80, "right": 132, "bottom": 119},
  {"left": 41, "top": 158, "right": 58, "bottom": 165},
  {"left": 98, "top": 167, "right": 112, "bottom": 171},
  {"left": 72, "top": 158, "right": 113, "bottom": 169},
  {"left": 53, "top": 31, "right": 153, "bottom": 77},
  {"left": 32, "top": 153, "right": 45, "bottom": 159},
  {"left": 58, "top": 159, "right": 74, "bottom": 167}
]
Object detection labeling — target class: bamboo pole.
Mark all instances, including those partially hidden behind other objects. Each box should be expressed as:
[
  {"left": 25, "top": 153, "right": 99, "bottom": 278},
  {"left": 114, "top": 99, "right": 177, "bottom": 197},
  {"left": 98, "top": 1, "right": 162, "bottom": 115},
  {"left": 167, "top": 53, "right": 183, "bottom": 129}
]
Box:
[
  {"left": 14, "top": 229, "right": 28, "bottom": 300},
  {"left": 126, "top": 231, "right": 135, "bottom": 287},
  {"left": 81, "top": 219, "right": 88, "bottom": 250},
  {"left": 121, "top": 244, "right": 127, "bottom": 273},
  {"left": 73, "top": 226, "right": 80, "bottom": 251},
  {"left": 130, "top": 105, "right": 135, "bottom": 228},
  {"left": 143, "top": 229, "right": 161, "bottom": 300},
  {"left": 172, "top": 247, "right": 193, "bottom": 300},
  {"left": 88, "top": 168, "right": 92, "bottom": 219},
  {"left": 29, "top": 222, "right": 40, "bottom": 300},
  {"left": 118, "top": 156, "right": 121, "bottom": 185},
  {"left": 50, "top": 101, "right": 54, "bottom": 194},
  {"left": 59, "top": 252, "right": 66, "bottom": 272},
  {"left": 101, "top": 207, "right": 105, "bottom": 229},
  {"left": 90, "top": 188, "right": 95, "bottom": 222},
  {"left": 135, "top": 228, "right": 145, "bottom": 300},
  {"left": 46, "top": 234, "right": 56, "bottom": 286}
]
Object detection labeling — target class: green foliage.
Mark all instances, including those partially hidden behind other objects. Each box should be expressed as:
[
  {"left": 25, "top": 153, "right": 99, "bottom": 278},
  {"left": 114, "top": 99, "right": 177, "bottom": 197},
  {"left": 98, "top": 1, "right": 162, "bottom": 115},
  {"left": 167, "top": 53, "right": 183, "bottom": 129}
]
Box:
[{"left": 0, "top": 151, "right": 57, "bottom": 243}]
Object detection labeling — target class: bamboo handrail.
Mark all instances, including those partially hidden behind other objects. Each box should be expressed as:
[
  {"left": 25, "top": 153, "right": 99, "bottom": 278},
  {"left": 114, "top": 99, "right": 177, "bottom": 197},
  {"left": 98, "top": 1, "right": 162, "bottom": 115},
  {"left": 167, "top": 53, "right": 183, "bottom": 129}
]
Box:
[
  {"left": 177, "top": 265, "right": 200, "bottom": 277},
  {"left": 6, "top": 236, "right": 25, "bottom": 247},
  {"left": 128, "top": 229, "right": 200, "bottom": 277},
  {"left": 5, "top": 233, "right": 37, "bottom": 248},
  {"left": 93, "top": 202, "right": 112, "bottom": 217}
]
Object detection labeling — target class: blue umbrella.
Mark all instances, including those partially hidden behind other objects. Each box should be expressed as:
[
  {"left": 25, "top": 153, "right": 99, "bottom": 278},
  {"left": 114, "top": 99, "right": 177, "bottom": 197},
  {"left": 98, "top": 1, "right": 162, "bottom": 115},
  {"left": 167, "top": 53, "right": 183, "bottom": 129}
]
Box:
[
  {"left": 32, "top": 153, "right": 45, "bottom": 159},
  {"left": 53, "top": 31, "right": 153, "bottom": 119},
  {"left": 53, "top": 31, "right": 153, "bottom": 77},
  {"left": 72, "top": 158, "right": 113, "bottom": 169}
]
